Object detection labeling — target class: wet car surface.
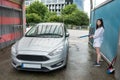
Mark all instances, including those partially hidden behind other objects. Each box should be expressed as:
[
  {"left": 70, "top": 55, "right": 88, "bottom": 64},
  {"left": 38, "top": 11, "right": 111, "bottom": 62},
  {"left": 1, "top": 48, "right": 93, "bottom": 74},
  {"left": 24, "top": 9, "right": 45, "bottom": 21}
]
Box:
[
  {"left": 11, "top": 23, "right": 69, "bottom": 71},
  {"left": 0, "top": 30, "right": 115, "bottom": 80}
]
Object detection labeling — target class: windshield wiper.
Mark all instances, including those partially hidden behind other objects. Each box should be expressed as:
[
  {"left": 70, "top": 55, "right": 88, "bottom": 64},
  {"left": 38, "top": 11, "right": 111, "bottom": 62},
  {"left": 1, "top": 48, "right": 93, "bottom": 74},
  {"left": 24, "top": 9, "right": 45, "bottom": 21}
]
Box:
[
  {"left": 25, "top": 35, "right": 36, "bottom": 37},
  {"left": 25, "top": 34, "right": 63, "bottom": 38},
  {"left": 40, "top": 33, "right": 63, "bottom": 37}
]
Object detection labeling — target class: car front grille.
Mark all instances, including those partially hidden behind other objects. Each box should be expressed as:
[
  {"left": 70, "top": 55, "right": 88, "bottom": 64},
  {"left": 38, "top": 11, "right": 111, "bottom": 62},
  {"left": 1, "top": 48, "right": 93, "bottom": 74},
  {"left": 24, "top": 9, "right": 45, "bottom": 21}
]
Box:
[{"left": 17, "top": 55, "right": 49, "bottom": 61}]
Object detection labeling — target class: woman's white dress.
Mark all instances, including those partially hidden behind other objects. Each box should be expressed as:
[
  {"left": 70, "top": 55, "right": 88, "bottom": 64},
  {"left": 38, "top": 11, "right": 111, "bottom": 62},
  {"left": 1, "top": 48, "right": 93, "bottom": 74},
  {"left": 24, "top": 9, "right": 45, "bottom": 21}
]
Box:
[{"left": 93, "top": 27, "right": 104, "bottom": 48}]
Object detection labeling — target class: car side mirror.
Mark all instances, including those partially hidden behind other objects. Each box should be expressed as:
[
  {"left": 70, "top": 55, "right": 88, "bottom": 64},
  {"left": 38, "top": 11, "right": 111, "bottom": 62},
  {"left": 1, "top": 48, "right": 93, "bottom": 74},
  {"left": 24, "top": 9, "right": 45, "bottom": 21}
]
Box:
[{"left": 66, "top": 33, "right": 69, "bottom": 37}]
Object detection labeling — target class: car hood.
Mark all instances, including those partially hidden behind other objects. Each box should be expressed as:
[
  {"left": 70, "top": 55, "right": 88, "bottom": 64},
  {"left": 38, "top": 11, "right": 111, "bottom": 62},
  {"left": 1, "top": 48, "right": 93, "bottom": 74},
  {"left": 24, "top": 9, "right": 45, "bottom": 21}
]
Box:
[{"left": 16, "top": 37, "right": 64, "bottom": 52}]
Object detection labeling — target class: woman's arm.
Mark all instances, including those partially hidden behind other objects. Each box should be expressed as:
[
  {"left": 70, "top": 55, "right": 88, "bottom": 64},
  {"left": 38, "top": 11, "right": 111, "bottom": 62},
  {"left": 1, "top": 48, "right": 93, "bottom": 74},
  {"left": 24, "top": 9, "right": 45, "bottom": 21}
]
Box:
[
  {"left": 93, "top": 28, "right": 104, "bottom": 39},
  {"left": 89, "top": 28, "right": 104, "bottom": 39}
]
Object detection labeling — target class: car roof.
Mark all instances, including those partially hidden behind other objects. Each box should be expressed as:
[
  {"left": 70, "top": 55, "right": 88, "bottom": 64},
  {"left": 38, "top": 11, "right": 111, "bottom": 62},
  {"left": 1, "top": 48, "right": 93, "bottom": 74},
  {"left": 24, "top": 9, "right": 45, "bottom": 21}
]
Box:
[{"left": 37, "top": 22, "right": 64, "bottom": 26}]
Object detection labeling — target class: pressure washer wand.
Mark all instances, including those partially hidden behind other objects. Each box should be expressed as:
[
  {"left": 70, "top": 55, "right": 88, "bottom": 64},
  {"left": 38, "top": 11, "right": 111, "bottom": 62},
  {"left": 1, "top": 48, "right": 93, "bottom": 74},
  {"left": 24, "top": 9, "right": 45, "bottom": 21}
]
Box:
[{"left": 79, "top": 35, "right": 90, "bottom": 38}]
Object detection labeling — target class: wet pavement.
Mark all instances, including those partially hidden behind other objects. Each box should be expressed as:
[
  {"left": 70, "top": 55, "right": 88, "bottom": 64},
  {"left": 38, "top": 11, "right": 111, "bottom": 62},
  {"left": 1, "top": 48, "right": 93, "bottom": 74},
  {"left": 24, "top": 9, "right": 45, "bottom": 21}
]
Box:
[{"left": 0, "top": 30, "right": 115, "bottom": 80}]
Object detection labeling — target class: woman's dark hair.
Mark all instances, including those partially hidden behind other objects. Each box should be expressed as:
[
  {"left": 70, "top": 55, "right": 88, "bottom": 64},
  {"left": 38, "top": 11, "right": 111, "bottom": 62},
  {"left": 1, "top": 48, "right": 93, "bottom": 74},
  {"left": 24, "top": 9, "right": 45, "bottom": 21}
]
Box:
[{"left": 96, "top": 18, "right": 104, "bottom": 29}]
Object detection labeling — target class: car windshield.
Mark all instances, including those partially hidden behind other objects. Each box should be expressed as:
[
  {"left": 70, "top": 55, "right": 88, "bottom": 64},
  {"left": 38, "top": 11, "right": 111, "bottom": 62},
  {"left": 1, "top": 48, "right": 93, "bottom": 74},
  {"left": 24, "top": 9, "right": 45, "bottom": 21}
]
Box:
[{"left": 25, "top": 24, "right": 64, "bottom": 38}]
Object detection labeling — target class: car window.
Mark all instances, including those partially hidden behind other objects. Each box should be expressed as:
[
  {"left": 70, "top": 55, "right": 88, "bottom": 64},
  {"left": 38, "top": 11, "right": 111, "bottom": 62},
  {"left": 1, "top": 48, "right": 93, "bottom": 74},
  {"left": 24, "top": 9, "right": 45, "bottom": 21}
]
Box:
[{"left": 25, "top": 24, "right": 64, "bottom": 38}]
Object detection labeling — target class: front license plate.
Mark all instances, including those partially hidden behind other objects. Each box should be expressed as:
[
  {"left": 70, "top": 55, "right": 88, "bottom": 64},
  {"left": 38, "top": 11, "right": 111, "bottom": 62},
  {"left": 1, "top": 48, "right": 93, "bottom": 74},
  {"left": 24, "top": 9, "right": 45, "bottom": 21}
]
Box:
[{"left": 22, "top": 63, "right": 41, "bottom": 69}]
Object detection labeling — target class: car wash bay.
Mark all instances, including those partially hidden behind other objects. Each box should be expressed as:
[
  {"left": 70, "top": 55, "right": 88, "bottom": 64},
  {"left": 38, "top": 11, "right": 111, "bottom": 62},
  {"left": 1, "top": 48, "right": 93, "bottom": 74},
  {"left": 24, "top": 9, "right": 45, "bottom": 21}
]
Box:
[{"left": 0, "top": 30, "right": 115, "bottom": 80}]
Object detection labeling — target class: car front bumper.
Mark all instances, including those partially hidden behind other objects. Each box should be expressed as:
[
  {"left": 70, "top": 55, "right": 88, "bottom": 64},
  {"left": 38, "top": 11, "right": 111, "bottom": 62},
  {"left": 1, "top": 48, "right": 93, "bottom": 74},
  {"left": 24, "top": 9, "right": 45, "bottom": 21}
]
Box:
[{"left": 11, "top": 55, "right": 66, "bottom": 72}]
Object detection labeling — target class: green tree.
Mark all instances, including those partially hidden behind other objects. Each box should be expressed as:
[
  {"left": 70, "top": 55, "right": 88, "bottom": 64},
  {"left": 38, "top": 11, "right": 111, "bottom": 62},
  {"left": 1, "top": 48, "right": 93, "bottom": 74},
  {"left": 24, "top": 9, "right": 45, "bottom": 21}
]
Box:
[
  {"left": 44, "top": 12, "right": 57, "bottom": 22},
  {"left": 26, "top": 1, "right": 48, "bottom": 23},
  {"left": 61, "top": 4, "right": 77, "bottom": 15},
  {"left": 61, "top": 4, "right": 89, "bottom": 26},
  {"left": 70, "top": 10, "right": 89, "bottom": 26},
  {"left": 48, "top": 15, "right": 63, "bottom": 22},
  {"left": 26, "top": 1, "right": 89, "bottom": 26},
  {"left": 26, "top": 13, "right": 42, "bottom": 23}
]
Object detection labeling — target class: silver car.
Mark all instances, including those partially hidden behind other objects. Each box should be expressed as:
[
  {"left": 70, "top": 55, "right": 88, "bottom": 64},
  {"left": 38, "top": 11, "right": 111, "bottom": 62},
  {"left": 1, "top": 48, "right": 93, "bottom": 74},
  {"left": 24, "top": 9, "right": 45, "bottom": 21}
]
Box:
[{"left": 11, "top": 23, "right": 69, "bottom": 72}]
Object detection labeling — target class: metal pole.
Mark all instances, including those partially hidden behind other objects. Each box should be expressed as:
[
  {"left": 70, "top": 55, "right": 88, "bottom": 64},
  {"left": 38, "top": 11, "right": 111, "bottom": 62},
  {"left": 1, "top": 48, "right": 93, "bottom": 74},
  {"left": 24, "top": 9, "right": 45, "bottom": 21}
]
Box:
[
  {"left": 90, "top": 0, "right": 93, "bottom": 9},
  {"left": 22, "top": 0, "right": 26, "bottom": 35}
]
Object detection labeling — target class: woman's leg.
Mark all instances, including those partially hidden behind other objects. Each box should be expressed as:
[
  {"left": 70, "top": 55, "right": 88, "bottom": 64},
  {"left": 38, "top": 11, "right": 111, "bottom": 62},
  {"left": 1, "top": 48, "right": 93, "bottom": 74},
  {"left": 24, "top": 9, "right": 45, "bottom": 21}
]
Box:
[{"left": 95, "top": 47, "right": 101, "bottom": 64}]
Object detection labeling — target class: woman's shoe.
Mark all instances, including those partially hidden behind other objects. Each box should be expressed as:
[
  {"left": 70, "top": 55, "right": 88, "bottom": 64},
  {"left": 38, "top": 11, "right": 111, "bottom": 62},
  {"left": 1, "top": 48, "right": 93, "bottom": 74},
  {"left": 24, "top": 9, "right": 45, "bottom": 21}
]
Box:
[{"left": 94, "top": 62, "right": 101, "bottom": 66}]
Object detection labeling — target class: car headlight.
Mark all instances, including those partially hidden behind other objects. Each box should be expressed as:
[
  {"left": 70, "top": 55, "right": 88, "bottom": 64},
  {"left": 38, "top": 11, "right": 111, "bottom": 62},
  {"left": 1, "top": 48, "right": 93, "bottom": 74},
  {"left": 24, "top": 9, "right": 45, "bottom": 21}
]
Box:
[
  {"left": 48, "top": 46, "right": 64, "bottom": 56},
  {"left": 11, "top": 45, "right": 17, "bottom": 56}
]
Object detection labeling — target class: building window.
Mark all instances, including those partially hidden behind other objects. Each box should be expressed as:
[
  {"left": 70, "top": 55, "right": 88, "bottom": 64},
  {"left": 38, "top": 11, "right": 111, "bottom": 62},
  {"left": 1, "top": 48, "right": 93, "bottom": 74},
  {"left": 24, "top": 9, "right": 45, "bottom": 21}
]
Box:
[{"left": 59, "top": 9, "right": 60, "bottom": 12}]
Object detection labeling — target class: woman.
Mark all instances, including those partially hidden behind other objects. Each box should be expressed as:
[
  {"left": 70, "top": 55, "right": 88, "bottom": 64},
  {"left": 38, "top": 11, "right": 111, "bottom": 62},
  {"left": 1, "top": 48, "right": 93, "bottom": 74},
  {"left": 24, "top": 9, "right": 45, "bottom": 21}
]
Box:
[{"left": 89, "top": 19, "right": 104, "bottom": 66}]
